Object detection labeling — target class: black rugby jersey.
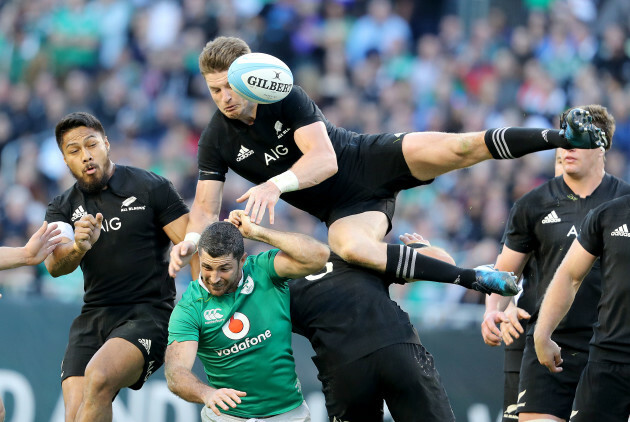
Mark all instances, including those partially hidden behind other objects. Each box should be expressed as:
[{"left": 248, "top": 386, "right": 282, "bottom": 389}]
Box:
[
  {"left": 198, "top": 85, "right": 426, "bottom": 222},
  {"left": 289, "top": 253, "right": 420, "bottom": 374},
  {"left": 578, "top": 195, "right": 630, "bottom": 363},
  {"left": 45, "top": 165, "right": 188, "bottom": 309},
  {"left": 504, "top": 174, "right": 630, "bottom": 351}
]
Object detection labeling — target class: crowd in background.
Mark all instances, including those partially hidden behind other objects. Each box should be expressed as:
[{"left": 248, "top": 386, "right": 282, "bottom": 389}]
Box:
[{"left": 1, "top": 0, "right": 630, "bottom": 328}]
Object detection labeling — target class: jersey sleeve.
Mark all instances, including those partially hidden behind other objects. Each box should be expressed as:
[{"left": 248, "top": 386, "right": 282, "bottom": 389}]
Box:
[
  {"left": 45, "top": 195, "right": 71, "bottom": 225},
  {"left": 150, "top": 178, "right": 189, "bottom": 227},
  {"left": 250, "top": 249, "right": 291, "bottom": 287},
  {"left": 279, "top": 86, "right": 324, "bottom": 131},
  {"left": 197, "top": 122, "right": 228, "bottom": 182},
  {"left": 168, "top": 301, "right": 201, "bottom": 344},
  {"left": 503, "top": 199, "right": 537, "bottom": 253},
  {"left": 577, "top": 208, "right": 603, "bottom": 257}
]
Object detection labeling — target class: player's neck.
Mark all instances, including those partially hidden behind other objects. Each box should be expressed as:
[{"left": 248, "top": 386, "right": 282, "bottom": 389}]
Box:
[
  {"left": 563, "top": 167, "right": 605, "bottom": 198},
  {"left": 238, "top": 103, "right": 258, "bottom": 125}
]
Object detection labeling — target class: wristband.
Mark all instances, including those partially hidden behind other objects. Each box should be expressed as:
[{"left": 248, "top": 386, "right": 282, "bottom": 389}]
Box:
[
  {"left": 269, "top": 170, "right": 299, "bottom": 193},
  {"left": 184, "top": 232, "right": 201, "bottom": 250}
]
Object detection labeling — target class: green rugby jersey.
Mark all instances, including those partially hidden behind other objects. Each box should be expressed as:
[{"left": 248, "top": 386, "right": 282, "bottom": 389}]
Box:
[{"left": 168, "top": 249, "right": 303, "bottom": 417}]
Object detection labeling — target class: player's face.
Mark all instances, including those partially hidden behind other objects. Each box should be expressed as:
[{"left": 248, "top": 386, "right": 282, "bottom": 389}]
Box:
[
  {"left": 199, "top": 250, "right": 246, "bottom": 297},
  {"left": 204, "top": 71, "right": 255, "bottom": 122},
  {"left": 61, "top": 127, "right": 113, "bottom": 193},
  {"left": 559, "top": 147, "right": 604, "bottom": 177}
]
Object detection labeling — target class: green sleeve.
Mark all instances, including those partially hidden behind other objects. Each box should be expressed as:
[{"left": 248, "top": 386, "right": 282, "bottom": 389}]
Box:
[{"left": 168, "top": 301, "right": 201, "bottom": 345}]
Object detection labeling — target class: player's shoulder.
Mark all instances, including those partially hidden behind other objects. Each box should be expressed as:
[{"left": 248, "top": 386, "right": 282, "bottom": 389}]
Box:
[
  {"left": 48, "top": 183, "right": 81, "bottom": 210},
  {"left": 114, "top": 165, "right": 171, "bottom": 189},
  {"left": 515, "top": 176, "right": 563, "bottom": 206},
  {"left": 601, "top": 173, "right": 630, "bottom": 195},
  {"left": 591, "top": 193, "right": 630, "bottom": 218},
  {"left": 177, "top": 280, "right": 206, "bottom": 307}
]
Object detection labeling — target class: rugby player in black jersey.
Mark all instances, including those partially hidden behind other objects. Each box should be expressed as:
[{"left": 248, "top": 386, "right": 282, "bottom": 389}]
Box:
[
  {"left": 44, "top": 112, "right": 195, "bottom": 422},
  {"left": 535, "top": 194, "right": 630, "bottom": 421},
  {"left": 481, "top": 151, "right": 562, "bottom": 421},
  {"left": 290, "top": 233, "right": 456, "bottom": 422},
  {"left": 169, "top": 36, "right": 603, "bottom": 297},
  {"left": 480, "top": 105, "right": 630, "bottom": 422}
]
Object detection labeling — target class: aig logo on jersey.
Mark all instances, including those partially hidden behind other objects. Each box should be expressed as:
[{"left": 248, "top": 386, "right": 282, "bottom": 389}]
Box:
[
  {"left": 204, "top": 308, "right": 225, "bottom": 324},
  {"left": 222, "top": 312, "right": 251, "bottom": 340}
]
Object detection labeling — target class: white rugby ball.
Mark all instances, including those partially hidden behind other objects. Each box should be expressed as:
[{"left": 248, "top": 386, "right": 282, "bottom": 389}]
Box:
[{"left": 228, "top": 53, "right": 293, "bottom": 104}]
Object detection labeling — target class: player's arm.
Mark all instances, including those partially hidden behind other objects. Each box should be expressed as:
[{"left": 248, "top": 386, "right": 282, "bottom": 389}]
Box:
[
  {"left": 0, "top": 222, "right": 61, "bottom": 270},
  {"left": 237, "top": 121, "right": 337, "bottom": 225},
  {"left": 534, "top": 239, "right": 595, "bottom": 373},
  {"left": 226, "top": 210, "right": 329, "bottom": 278},
  {"left": 169, "top": 180, "right": 223, "bottom": 277},
  {"left": 163, "top": 214, "right": 200, "bottom": 280},
  {"left": 45, "top": 214, "right": 103, "bottom": 277},
  {"left": 481, "top": 246, "right": 531, "bottom": 346},
  {"left": 165, "top": 340, "right": 246, "bottom": 415}
]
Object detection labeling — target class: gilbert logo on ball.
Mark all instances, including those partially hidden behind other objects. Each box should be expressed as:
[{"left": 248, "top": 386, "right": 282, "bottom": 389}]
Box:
[{"left": 228, "top": 53, "right": 293, "bottom": 104}]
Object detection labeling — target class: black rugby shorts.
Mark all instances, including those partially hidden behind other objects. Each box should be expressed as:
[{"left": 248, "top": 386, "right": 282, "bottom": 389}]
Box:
[
  {"left": 516, "top": 336, "right": 587, "bottom": 420},
  {"left": 570, "top": 361, "right": 630, "bottom": 422},
  {"left": 319, "top": 343, "right": 454, "bottom": 422},
  {"left": 61, "top": 303, "right": 171, "bottom": 390}
]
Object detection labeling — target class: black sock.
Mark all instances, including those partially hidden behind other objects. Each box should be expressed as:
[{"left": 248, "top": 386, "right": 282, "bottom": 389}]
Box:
[
  {"left": 385, "top": 244, "right": 476, "bottom": 288},
  {"left": 484, "top": 127, "right": 570, "bottom": 159}
]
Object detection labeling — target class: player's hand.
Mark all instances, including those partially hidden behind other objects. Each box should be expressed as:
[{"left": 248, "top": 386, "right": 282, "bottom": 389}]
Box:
[
  {"left": 204, "top": 388, "right": 247, "bottom": 416},
  {"left": 169, "top": 241, "right": 196, "bottom": 278},
  {"left": 500, "top": 304, "right": 531, "bottom": 346},
  {"left": 23, "top": 221, "right": 62, "bottom": 265},
  {"left": 534, "top": 335, "right": 563, "bottom": 373},
  {"left": 236, "top": 181, "right": 281, "bottom": 225},
  {"left": 73, "top": 213, "right": 103, "bottom": 253},
  {"left": 225, "top": 210, "right": 259, "bottom": 240},
  {"left": 399, "top": 232, "right": 430, "bottom": 247},
  {"left": 481, "top": 310, "right": 509, "bottom": 346}
]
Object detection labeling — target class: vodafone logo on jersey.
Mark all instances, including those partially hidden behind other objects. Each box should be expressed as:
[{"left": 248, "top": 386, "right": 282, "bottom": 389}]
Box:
[{"left": 222, "top": 312, "right": 250, "bottom": 340}]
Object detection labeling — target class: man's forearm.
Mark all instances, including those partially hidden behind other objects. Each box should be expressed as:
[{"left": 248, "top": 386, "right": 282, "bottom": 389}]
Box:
[
  {"left": 250, "top": 227, "right": 326, "bottom": 265},
  {"left": 534, "top": 270, "right": 578, "bottom": 339},
  {"left": 165, "top": 368, "right": 213, "bottom": 405},
  {"left": 46, "top": 242, "right": 85, "bottom": 277},
  {"left": 187, "top": 206, "right": 219, "bottom": 235},
  {"left": 0, "top": 247, "right": 28, "bottom": 270}
]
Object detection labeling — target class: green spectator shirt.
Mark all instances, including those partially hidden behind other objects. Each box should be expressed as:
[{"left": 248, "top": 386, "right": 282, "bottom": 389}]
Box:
[{"left": 168, "top": 249, "right": 303, "bottom": 417}]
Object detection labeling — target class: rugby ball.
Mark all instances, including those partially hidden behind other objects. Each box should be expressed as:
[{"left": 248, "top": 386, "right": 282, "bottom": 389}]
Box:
[{"left": 228, "top": 53, "right": 293, "bottom": 104}]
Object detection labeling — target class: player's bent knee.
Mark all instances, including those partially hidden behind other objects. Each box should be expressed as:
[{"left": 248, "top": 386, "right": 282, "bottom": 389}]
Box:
[{"left": 83, "top": 366, "right": 116, "bottom": 396}]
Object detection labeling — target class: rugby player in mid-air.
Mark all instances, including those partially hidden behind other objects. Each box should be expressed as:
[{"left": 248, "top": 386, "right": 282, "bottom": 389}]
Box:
[{"left": 169, "top": 36, "right": 605, "bottom": 298}]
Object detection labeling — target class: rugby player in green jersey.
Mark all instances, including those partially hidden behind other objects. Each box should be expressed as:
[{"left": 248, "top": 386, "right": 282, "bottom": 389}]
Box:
[{"left": 165, "top": 210, "right": 328, "bottom": 421}]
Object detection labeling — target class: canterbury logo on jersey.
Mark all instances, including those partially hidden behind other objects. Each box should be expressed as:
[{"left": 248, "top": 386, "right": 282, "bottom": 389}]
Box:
[
  {"left": 204, "top": 308, "right": 225, "bottom": 323},
  {"left": 71, "top": 206, "right": 87, "bottom": 221},
  {"left": 542, "top": 210, "right": 561, "bottom": 224},
  {"left": 611, "top": 224, "right": 630, "bottom": 237},
  {"left": 236, "top": 145, "right": 254, "bottom": 162}
]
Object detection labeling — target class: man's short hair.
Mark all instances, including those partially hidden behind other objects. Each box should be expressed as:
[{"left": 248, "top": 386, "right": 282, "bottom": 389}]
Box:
[
  {"left": 199, "top": 222, "right": 244, "bottom": 260},
  {"left": 560, "top": 104, "right": 615, "bottom": 151},
  {"left": 55, "top": 112, "right": 106, "bottom": 151},
  {"left": 199, "top": 36, "right": 251, "bottom": 75}
]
